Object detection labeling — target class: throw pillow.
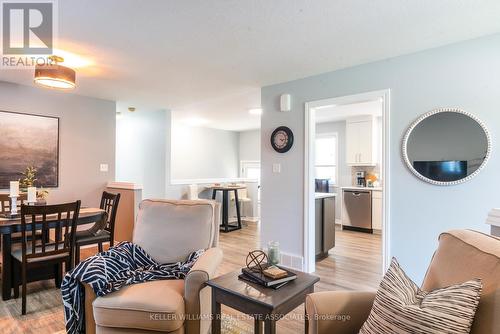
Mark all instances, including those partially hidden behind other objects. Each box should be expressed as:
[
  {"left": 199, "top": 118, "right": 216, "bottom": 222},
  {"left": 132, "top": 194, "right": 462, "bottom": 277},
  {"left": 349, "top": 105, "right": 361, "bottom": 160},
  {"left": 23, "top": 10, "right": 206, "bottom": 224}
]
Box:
[{"left": 359, "top": 257, "right": 482, "bottom": 334}]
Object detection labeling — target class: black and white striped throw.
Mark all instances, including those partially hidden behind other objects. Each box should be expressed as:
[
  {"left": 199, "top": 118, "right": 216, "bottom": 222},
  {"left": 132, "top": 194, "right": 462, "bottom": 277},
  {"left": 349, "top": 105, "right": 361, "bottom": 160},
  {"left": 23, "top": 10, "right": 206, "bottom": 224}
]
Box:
[
  {"left": 359, "top": 257, "right": 482, "bottom": 334},
  {"left": 61, "top": 241, "right": 203, "bottom": 334}
]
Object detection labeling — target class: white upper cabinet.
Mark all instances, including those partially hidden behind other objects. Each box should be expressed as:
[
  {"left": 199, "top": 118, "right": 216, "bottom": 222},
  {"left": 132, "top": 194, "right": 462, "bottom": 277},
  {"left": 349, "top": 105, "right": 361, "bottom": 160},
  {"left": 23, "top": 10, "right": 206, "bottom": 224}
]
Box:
[
  {"left": 345, "top": 121, "right": 359, "bottom": 164},
  {"left": 346, "top": 116, "right": 378, "bottom": 166}
]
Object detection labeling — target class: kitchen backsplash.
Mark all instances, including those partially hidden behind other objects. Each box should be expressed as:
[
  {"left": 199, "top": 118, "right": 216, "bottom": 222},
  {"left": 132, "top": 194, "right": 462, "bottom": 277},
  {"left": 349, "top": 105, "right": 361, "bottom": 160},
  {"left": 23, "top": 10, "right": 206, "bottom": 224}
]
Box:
[{"left": 350, "top": 165, "right": 382, "bottom": 186}]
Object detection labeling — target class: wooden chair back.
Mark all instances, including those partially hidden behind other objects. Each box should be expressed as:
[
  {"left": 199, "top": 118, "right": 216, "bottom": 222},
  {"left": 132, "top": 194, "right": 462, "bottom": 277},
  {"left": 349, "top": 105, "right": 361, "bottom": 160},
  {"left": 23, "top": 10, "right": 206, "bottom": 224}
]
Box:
[
  {"left": 0, "top": 193, "right": 27, "bottom": 214},
  {"left": 19, "top": 201, "right": 81, "bottom": 269},
  {"left": 229, "top": 188, "right": 248, "bottom": 201},
  {"left": 100, "top": 191, "right": 120, "bottom": 241}
]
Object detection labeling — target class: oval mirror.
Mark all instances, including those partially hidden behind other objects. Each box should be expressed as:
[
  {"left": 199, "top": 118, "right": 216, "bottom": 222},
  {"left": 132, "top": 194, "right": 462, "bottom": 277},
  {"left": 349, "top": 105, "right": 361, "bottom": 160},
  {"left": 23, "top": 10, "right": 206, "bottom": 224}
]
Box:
[{"left": 403, "top": 108, "right": 491, "bottom": 185}]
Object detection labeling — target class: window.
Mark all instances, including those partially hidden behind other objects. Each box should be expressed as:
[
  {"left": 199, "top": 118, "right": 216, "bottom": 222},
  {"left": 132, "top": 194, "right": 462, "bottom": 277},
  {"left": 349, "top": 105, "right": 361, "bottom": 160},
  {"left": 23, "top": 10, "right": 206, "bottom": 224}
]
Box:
[
  {"left": 315, "top": 134, "right": 338, "bottom": 185},
  {"left": 240, "top": 160, "right": 261, "bottom": 203},
  {"left": 240, "top": 161, "right": 260, "bottom": 180}
]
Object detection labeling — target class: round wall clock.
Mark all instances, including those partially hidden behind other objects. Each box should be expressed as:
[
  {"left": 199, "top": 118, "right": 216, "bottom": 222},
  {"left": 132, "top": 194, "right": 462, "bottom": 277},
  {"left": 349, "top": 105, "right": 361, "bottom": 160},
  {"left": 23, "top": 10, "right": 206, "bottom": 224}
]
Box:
[{"left": 271, "top": 126, "right": 294, "bottom": 153}]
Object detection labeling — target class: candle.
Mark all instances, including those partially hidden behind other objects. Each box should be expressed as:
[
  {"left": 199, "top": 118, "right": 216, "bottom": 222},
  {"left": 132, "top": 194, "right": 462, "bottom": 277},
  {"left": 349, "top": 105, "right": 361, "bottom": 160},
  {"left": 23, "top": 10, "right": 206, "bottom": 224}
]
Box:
[
  {"left": 27, "top": 187, "right": 37, "bottom": 203},
  {"left": 267, "top": 241, "right": 280, "bottom": 265},
  {"left": 9, "top": 181, "right": 19, "bottom": 197}
]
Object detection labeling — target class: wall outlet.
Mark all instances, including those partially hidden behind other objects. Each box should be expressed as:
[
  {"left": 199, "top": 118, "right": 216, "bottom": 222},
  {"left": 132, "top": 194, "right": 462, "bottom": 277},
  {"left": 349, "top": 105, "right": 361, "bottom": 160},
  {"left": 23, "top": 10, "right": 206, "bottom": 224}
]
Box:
[
  {"left": 100, "top": 163, "right": 109, "bottom": 172},
  {"left": 272, "top": 163, "right": 281, "bottom": 173}
]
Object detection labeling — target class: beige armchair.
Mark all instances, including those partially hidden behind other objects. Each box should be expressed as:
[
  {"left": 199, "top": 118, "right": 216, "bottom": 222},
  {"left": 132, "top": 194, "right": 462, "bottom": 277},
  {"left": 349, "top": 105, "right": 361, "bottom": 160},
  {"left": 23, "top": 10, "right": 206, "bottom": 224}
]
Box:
[
  {"left": 306, "top": 230, "right": 500, "bottom": 334},
  {"left": 83, "top": 199, "right": 223, "bottom": 334}
]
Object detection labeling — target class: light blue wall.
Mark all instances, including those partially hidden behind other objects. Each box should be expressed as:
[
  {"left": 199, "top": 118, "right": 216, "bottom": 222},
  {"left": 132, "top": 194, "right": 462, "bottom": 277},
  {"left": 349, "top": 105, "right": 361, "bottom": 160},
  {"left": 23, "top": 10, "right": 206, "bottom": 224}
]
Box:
[
  {"left": 239, "top": 129, "right": 261, "bottom": 163},
  {"left": 171, "top": 125, "right": 240, "bottom": 180},
  {"left": 116, "top": 106, "right": 168, "bottom": 199},
  {"left": 0, "top": 81, "right": 116, "bottom": 207},
  {"left": 261, "top": 34, "right": 500, "bottom": 282}
]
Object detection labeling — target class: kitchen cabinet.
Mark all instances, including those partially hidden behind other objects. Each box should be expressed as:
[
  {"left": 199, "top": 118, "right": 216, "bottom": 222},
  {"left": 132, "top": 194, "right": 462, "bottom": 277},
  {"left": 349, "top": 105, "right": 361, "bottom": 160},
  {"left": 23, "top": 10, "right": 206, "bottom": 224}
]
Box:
[
  {"left": 372, "top": 190, "right": 383, "bottom": 230},
  {"left": 315, "top": 193, "right": 336, "bottom": 260},
  {"left": 346, "top": 116, "right": 378, "bottom": 166}
]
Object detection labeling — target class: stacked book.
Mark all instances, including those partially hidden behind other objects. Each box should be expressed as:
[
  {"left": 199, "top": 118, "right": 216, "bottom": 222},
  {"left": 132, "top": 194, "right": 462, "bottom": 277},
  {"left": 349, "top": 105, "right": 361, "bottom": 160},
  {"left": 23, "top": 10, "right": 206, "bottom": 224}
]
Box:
[{"left": 239, "top": 264, "right": 297, "bottom": 289}]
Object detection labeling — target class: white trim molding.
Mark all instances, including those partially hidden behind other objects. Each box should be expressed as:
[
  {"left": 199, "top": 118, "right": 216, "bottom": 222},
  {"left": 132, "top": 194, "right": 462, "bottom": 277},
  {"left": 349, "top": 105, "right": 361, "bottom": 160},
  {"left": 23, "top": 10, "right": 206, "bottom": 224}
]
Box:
[
  {"left": 402, "top": 107, "right": 491, "bottom": 186},
  {"left": 304, "top": 89, "right": 391, "bottom": 273},
  {"left": 170, "top": 178, "right": 258, "bottom": 185},
  {"left": 107, "top": 182, "right": 143, "bottom": 190}
]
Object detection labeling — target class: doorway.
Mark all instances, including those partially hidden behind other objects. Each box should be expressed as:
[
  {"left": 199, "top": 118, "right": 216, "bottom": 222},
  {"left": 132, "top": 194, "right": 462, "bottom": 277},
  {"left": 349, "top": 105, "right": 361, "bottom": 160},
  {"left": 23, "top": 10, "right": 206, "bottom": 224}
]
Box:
[{"left": 304, "top": 89, "right": 391, "bottom": 273}]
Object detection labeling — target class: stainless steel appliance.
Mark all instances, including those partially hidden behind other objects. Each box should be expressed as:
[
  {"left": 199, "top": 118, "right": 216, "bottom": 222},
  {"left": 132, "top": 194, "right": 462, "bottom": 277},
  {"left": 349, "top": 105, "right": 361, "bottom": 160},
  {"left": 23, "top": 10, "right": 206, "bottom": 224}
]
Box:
[
  {"left": 343, "top": 190, "right": 372, "bottom": 232},
  {"left": 356, "top": 171, "right": 366, "bottom": 187}
]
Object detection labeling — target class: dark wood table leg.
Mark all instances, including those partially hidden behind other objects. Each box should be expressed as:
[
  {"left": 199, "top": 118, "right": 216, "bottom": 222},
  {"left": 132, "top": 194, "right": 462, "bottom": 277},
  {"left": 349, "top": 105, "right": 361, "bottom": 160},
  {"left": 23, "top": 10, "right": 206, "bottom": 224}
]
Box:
[
  {"left": 234, "top": 189, "right": 242, "bottom": 229},
  {"left": 254, "top": 318, "right": 262, "bottom": 334},
  {"left": 211, "top": 289, "right": 221, "bottom": 334},
  {"left": 264, "top": 319, "right": 276, "bottom": 334},
  {"left": 222, "top": 190, "right": 229, "bottom": 232},
  {"left": 2, "top": 233, "right": 12, "bottom": 300}
]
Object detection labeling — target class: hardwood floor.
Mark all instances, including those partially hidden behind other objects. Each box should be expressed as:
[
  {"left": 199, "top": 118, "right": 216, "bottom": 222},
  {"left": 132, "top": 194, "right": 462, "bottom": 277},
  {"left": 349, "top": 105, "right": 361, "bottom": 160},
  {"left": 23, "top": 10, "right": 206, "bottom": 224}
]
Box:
[
  {"left": 216, "top": 223, "right": 382, "bottom": 333},
  {"left": 0, "top": 222, "right": 382, "bottom": 334}
]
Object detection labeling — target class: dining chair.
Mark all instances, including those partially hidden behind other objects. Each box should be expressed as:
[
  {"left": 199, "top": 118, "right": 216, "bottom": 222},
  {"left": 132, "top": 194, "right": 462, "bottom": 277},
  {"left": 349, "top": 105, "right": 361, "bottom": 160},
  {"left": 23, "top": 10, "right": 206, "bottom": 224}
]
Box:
[
  {"left": 74, "top": 191, "right": 120, "bottom": 264},
  {"left": 0, "top": 193, "right": 42, "bottom": 266},
  {"left": 0, "top": 192, "right": 27, "bottom": 214},
  {"left": 11, "top": 200, "right": 81, "bottom": 315},
  {"left": 229, "top": 188, "right": 251, "bottom": 226}
]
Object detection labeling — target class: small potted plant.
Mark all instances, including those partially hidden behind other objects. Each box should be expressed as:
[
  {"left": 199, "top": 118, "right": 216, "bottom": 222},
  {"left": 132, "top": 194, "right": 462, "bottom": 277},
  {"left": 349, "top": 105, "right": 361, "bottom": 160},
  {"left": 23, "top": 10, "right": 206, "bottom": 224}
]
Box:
[
  {"left": 18, "top": 165, "right": 49, "bottom": 204},
  {"left": 19, "top": 166, "right": 37, "bottom": 191},
  {"left": 37, "top": 188, "right": 49, "bottom": 205}
]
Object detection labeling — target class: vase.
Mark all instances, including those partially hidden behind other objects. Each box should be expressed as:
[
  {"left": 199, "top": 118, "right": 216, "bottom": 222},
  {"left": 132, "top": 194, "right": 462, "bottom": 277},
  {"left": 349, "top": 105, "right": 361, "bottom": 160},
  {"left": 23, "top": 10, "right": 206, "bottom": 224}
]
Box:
[{"left": 267, "top": 241, "right": 280, "bottom": 266}]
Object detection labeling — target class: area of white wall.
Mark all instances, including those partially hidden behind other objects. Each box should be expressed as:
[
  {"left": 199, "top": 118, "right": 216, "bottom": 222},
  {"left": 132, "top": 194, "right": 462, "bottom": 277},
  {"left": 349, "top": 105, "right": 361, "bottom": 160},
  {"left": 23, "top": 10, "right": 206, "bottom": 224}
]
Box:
[
  {"left": 315, "top": 121, "right": 350, "bottom": 185},
  {"left": 239, "top": 129, "right": 261, "bottom": 163},
  {"left": 0, "top": 81, "right": 116, "bottom": 207},
  {"left": 261, "top": 34, "right": 500, "bottom": 282},
  {"left": 115, "top": 105, "right": 168, "bottom": 199},
  {"left": 171, "top": 124, "right": 240, "bottom": 180},
  {"left": 315, "top": 121, "right": 347, "bottom": 220}
]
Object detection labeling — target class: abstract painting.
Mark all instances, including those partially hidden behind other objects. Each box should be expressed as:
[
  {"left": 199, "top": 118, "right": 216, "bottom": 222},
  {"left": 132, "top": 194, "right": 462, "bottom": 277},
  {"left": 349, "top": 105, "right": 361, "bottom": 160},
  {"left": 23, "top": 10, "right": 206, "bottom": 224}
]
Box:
[{"left": 0, "top": 111, "right": 59, "bottom": 188}]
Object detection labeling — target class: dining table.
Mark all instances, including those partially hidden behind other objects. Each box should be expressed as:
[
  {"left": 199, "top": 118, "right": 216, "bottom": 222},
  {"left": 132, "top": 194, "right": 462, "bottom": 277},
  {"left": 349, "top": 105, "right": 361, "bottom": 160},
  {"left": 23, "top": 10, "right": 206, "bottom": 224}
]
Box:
[{"left": 0, "top": 207, "right": 106, "bottom": 300}]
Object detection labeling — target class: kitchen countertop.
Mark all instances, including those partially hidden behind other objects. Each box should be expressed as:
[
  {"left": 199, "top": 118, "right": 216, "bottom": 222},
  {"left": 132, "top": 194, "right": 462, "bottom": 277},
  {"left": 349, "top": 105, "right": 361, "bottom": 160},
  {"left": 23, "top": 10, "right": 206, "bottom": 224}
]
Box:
[
  {"left": 315, "top": 192, "right": 337, "bottom": 199},
  {"left": 341, "top": 186, "right": 383, "bottom": 191}
]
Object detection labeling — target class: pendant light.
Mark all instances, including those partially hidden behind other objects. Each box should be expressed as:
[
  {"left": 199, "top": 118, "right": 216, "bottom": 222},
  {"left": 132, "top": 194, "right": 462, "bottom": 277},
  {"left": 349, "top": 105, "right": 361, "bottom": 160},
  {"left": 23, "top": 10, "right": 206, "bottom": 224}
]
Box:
[{"left": 34, "top": 55, "right": 76, "bottom": 89}]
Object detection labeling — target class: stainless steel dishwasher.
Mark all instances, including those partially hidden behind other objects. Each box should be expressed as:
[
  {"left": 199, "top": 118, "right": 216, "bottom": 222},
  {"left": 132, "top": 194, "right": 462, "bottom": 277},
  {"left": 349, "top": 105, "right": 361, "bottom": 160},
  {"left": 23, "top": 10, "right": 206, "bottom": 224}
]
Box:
[{"left": 343, "top": 190, "right": 372, "bottom": 232}]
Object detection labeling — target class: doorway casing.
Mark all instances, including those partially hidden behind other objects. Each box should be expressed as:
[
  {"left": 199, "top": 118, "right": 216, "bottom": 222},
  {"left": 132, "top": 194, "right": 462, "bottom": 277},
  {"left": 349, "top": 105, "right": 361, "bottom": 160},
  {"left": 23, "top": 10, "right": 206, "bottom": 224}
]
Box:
[{"left": 304, "top": 89, "right": 391, "bottom": 273}]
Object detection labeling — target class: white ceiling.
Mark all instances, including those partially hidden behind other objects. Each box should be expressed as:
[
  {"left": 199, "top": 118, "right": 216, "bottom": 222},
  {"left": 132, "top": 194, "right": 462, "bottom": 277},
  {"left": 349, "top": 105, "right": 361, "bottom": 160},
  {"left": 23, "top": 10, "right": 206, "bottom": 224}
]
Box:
[
  {"left": 315, "top": 100, "right": 383, "bottom": 124},
  {"left": 1, "top": 0, "right": 500, "bottom": 131}
]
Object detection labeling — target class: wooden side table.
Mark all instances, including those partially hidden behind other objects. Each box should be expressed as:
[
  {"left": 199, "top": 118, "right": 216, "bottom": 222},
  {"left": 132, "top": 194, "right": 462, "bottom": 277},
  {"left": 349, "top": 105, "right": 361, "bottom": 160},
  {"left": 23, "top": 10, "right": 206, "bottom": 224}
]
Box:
[{"left": 207, "top": 269, "right": 320, "bottom": 333}]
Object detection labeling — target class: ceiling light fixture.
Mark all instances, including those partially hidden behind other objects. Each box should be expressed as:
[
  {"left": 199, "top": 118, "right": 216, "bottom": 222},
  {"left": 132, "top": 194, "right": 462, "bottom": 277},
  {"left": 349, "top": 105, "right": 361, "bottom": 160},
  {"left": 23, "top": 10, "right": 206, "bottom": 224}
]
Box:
[
  {"left": 34, "top": 55, "right": 76, "bottom": 89},
  {"left": 249, "top": 108, "right": 263, "bottom": 115}
]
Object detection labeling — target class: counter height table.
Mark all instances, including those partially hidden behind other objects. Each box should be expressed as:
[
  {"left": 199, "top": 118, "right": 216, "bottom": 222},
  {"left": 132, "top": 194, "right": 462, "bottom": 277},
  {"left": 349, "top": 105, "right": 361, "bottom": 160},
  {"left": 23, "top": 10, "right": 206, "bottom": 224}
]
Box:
[
  {"left": 0, "top": 207, "right": 106, "bottom": 300},
  {"left": 208, "top": 185, "right": 246, "bottom": 233}
]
